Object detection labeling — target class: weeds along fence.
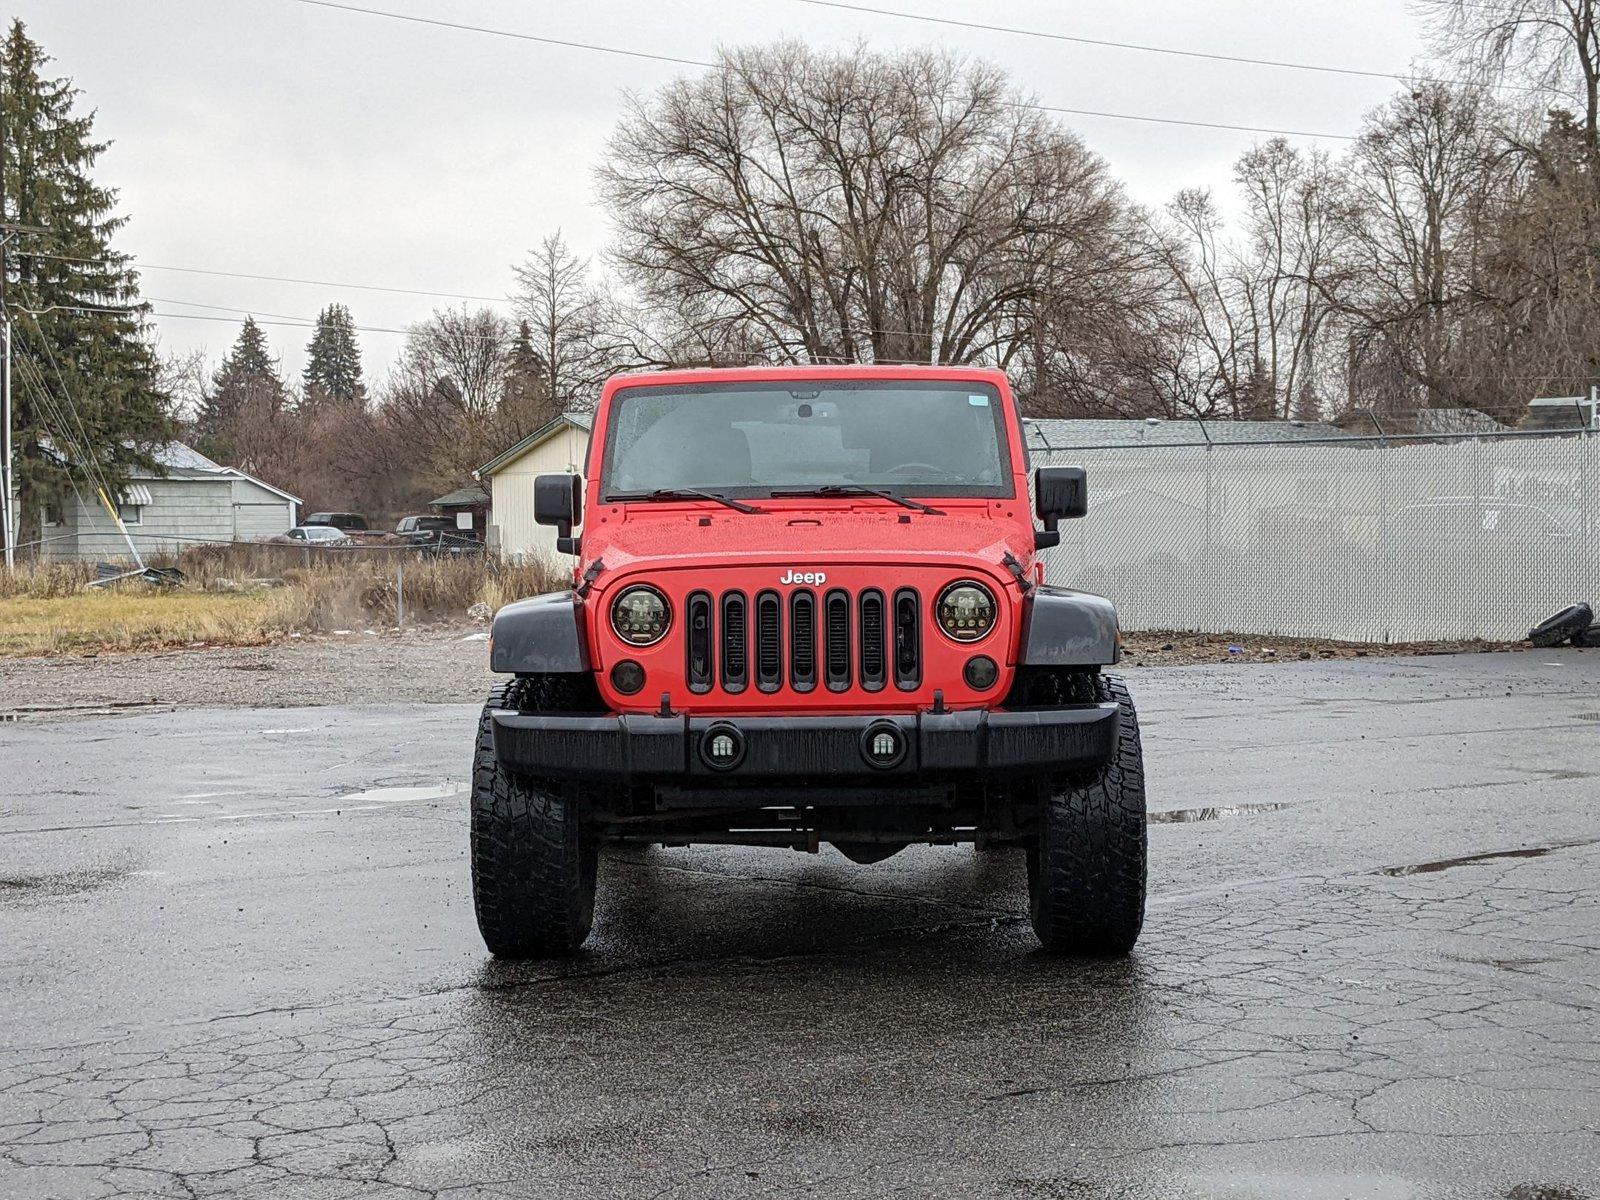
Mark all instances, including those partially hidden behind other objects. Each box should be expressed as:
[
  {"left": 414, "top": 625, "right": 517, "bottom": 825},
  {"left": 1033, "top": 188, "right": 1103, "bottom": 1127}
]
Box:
[
  {"left": 0, "top": 541, "right": 562, "bottom": 629},
  {"left": 1035, "top": 429, "right": 1600, "bottom": 643}
]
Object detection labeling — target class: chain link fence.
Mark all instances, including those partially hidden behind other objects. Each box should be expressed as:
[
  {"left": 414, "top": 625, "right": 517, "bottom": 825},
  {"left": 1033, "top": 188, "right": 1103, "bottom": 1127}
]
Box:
[{"left": 1037, "top": 431, "right": 1600, "bottom": 643}]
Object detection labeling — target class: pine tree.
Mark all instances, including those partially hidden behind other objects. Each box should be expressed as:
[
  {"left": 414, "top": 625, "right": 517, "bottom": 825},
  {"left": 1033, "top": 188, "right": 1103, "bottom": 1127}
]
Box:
[
  {"left": 501, "top": 319, "right": 556, "bottom": 426},
  {"left": 301, "top": 303, "right": 365, "bottom": 409},
  {"left": 2, "top": 20, "right": 174, "bottom": 544},
  {"left": 194, "top": 317, "right": 285, "bottom": 464},
  {"left": 1232, "top": 358, "right": 1278, "bottom": 420}
]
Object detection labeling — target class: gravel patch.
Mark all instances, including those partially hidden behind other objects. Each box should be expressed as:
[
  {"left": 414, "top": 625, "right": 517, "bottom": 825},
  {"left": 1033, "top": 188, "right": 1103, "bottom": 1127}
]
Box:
[
  {"left": 0, "top": 624, "right": 1529, "bottom": 722},
  {"left": 1119, "top": 628, "right": 1520, "bottom": 667},
  {"left": 0, "top": 628, "right": 497, "bottom": 719}
]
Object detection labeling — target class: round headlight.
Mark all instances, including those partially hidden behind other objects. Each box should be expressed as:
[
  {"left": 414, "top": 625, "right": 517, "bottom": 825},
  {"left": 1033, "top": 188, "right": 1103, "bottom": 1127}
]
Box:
[
  {"left": 936, "top": 580, "right": 997, "bottom": 643},
  {"left": 610, "top": 585, "right": 670, "bottom": 646}
]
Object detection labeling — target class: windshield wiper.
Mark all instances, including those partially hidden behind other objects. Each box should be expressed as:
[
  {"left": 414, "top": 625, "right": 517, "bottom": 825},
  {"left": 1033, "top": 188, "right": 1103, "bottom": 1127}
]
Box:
[
  {"left": 769, "top": 485, "right": 944, "bottom": 515},
  {"left": 610, "top": 488, "right": 767, "bottom": 514}
]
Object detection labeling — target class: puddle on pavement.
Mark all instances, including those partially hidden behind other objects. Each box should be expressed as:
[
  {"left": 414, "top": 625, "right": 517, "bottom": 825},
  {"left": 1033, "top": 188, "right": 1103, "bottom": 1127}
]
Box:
[
  {"left": 1378, "top": 839, "right": 1598, "bottom": 876},
  {"left": 0, "top": 700, "right": 169, "bottom": 723},
  {"left": 1148, "top": 802, "right": 1289, "bottom": 824},
  {"left": 336, "top": 782, "right": 465, "bottom": 804},
  {"left": 1185, "top": 1174, "right": 1416, "bottom": 1200},
  {"left": 0, "top": 862, "right": 134, "bottom": 902}
]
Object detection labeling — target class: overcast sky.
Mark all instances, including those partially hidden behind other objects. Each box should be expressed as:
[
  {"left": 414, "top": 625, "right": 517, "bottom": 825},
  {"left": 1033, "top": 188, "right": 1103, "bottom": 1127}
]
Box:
[{"left": 24, "top": 0, "right": 1431, "bottom": 383}]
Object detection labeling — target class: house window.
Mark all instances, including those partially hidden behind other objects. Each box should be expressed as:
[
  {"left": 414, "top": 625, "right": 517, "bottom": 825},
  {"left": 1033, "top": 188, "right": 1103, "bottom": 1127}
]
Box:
[
  {"left": 118, "top": 502, "right": 143, "bottom": 526},
  {"left": 42, "top": 504, "right": 63, "bottom": 526}
]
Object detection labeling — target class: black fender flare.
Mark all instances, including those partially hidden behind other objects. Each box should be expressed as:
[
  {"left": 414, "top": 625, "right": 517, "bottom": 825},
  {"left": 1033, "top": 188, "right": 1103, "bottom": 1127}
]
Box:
[
  {"left": 1018, "top": 585, "right": 1121, "bottom": 667},
  {"left": 489, "top": 591, "right": 591, "bottom": 675}
]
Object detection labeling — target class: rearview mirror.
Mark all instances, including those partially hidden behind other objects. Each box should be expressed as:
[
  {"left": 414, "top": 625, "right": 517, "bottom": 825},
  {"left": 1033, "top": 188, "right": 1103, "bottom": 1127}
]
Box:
[
  {"left": 1033, "top": 466, "right": 1088, "bottom": 550},
  {"left": 534, "top": 474, "right": 583, "bottom": 555}
]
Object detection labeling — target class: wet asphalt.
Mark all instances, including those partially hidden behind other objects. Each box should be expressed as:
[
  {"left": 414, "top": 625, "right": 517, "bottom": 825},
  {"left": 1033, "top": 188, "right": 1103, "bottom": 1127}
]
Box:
[{"left": 1, "top": 652, "right": 1597, "bottom": 1200}]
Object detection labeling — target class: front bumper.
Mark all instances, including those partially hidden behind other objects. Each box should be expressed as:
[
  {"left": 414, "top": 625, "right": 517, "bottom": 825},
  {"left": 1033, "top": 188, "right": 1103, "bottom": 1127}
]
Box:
[{"left": 492, "top": 704, "right": 1118, "bottom": 784}]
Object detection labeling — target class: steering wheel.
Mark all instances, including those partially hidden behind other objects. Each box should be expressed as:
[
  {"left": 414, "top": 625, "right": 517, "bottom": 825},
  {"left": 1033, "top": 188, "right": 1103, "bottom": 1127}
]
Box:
[{"left": 883, "top": 462, "right": 954, "bottom": 477}]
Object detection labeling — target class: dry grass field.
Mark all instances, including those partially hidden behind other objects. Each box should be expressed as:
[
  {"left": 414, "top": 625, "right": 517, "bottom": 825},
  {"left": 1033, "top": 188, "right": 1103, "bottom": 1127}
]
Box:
[
  {"left": 0, "top": 591, "right": 286, "bottom": 655},
  {"left": 0, "top": 549, "right": 561, "bottom": 657}
]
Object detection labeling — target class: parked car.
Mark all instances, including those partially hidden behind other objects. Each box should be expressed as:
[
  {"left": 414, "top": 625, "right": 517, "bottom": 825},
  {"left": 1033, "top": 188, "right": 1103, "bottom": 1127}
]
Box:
[
  {"left": 302, "top": 512, "right": 370, "bottom": 532},
  {"left": 396, "top": 514, "right": 482, "bottom": 554},
  {"left": 1391, "top": 497, "right": 1577, "bottom": 542},
  {"left": 271, "top": 525, "right": 351, "bottom": 545}
]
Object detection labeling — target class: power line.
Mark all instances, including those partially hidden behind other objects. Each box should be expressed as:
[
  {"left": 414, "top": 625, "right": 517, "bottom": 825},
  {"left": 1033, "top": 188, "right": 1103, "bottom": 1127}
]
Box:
[
  {"left": 793, "top": 0, "right": 1536, "bottom": 94},
  {"left": 17, "top": 249, "right": 509, "bottom": 304},
  {"left": 1023, "top": 103, "right": 1348, "bottom": 140},
  {"left": 146, "top": 295, "right": 330, "bottom": 324},
  {"left": 292, "top": 0, "right": 712, "bottom": 68},
  {"left": 11, "top": 324, "right": 119, "bottom": 521},
  {"left": 286, "top": 0, "right": 1354, "bottom": 139},
  {"left": 16, "top": 301, "right": 507, "bottom": 342}
]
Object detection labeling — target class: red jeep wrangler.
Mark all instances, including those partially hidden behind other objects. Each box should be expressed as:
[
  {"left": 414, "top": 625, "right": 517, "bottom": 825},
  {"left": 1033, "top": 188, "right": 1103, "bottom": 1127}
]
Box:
[{"left": 472, "top": 365, "right": 1145, "bottom": 957}]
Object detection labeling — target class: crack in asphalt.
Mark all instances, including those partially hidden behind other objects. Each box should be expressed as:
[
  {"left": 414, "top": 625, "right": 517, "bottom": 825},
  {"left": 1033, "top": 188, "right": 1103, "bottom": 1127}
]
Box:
[
  {"left": 6, "top": 658, "right": 1600, "bottom": 1198},
  {"left": 3, "top": 845, "right": 1595, "bottom": 1197}
]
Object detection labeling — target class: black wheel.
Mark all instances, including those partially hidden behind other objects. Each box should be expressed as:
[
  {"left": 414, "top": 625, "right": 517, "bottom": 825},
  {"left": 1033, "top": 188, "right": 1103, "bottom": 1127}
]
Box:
[
  {"left": 470, "top": 681, "right": 598, "bottom": 958},
  {"left": 1576, "top": 623, "right": 1600, "bottom": 648},
  {"left": 1027, "top": 674, "right": 1147, "bottom": 956},
  {"left": 1528, "top": 603, "right": 1593, "bottom": 647}
]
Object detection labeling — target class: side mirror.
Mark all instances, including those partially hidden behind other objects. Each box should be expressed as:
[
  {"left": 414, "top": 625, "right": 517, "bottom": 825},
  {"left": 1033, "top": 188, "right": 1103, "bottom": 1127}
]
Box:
[
  {"left": 534, "top": 473, "right": 583, "bottom": 555},
  {"left": 1034, "top": 466, "right": 1088, "bottom": 550}
]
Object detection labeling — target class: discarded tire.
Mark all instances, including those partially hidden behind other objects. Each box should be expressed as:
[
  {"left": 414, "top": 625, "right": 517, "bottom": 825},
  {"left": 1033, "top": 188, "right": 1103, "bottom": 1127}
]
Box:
[
  {"left": 1528, "top": 603, "right": 1593, "bottom": 648},
  {"left": 1576, "top": 623, "right": 1600, "bottom": 648}
]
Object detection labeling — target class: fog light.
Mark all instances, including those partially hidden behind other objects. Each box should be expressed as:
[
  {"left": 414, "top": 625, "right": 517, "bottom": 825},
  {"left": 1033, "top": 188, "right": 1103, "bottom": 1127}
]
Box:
[
  {"left": 610, "top": 660, "right": 646, "bottom": 694},
  {"left": 860, "top": 721, "right": 907, "bottom": 769},
  {"left": 963, "top": 655, "right": 999, "bottom": 690},
  {"left": 701, "top": 723, "right": 745, "bottom": 770}
]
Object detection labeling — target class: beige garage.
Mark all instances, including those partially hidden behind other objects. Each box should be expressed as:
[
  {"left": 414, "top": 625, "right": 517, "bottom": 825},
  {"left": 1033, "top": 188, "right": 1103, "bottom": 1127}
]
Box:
[{"left": 476, "top": 414, "right": 592, "bottom": 563}]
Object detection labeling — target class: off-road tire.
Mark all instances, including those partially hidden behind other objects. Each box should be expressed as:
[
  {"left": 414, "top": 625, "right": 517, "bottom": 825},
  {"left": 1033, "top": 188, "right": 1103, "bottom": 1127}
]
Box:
[
  {"left": 471, "top": 681, "right": 598, "bottom": 958},
  {"left": 1027, "top": 674, "right": 1147, "bottom": 956},
  {"left": 1576, "top": 623, "right": 1600, "bottom": 648},
  {"left": 1528, "top": 603, "right": 1593, "bottom": 648}
]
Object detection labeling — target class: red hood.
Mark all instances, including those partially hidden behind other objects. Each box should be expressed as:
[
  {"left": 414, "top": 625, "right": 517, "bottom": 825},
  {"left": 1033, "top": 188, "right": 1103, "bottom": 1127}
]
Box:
[{"left": 579, "top": 502, "right": 1035, "bottom": 575}]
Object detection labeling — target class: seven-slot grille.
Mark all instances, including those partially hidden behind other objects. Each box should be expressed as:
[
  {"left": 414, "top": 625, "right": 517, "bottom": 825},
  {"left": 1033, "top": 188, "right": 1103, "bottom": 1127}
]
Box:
[{"left": 685, "top": 587, "right": 923, "bottom": 695}]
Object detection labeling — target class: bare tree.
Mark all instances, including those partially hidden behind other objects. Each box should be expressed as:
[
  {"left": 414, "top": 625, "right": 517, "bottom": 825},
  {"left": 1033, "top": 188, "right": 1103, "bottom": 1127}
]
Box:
[
  {"left": 511, "top": 232, "right": 624, "bottom": 412},
  {"left": 393, "top": 307, "right": 512, "bottom": 418},
  {"left": 1422, "top": 0, "right": 1600, "bottom": 152},
  {"left": 598, "top": 42, "right": 1165, "bottom": 414},
  {"left": 1337, "top": 82, "right": 1507, "bottom": 410},
  {"left": 157, "top": 350, "right": 210, "bottom": 423},
  {"left": 1417, "top": 1, "right": 1600, "bottom": 414},
  {"left": 1234, "top": 141, "right": 1351, "bottom": 417},
  {"left": 1156, "top": 141, "right": 1350, "bottom": 419},
  {"left": 361, "top": 305, "right": 596, "bottom": 503}
]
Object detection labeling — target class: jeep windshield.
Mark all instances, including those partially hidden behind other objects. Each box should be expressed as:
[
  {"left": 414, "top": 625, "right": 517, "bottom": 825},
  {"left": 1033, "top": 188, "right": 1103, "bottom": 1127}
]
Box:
[{"left": 600, "top": 380, "right": 1014, "bottom": 501}]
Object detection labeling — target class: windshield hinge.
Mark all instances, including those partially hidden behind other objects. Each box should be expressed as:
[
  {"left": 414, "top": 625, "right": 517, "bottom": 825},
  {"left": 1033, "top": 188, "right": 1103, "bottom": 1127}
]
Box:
[
  {"left": 1001, "top": 551, "right": 1034, "bottom": 597},
  {"left": 575, "top": 558, "right": 606, "bottom": 599}
]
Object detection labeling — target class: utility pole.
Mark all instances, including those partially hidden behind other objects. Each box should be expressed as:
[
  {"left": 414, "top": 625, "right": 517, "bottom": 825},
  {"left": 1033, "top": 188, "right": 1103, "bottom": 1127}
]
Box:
[
  {"left": 1, "top": 64, "right": 11, "bottom": 571},
  {"left": 1, "top": 287, "right": 10, "bottom": 572}
]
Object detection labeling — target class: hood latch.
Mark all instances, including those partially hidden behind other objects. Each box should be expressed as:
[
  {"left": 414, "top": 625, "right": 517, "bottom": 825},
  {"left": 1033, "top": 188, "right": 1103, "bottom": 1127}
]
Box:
[
  {"left": 575, "top": 557, "right": 607, "bottom": 599},
  {"left": 1001, "top": 551, "right": 1034, "bottom": 597}
]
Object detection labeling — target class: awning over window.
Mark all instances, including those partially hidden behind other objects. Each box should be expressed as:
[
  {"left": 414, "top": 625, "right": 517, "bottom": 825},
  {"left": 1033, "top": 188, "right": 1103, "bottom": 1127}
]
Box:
[{"left": 121, "top": 484, "right": 153, "bottom": 507}]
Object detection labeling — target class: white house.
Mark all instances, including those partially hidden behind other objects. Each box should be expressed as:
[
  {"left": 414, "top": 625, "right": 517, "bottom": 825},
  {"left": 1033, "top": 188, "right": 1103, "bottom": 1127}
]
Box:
[
  {"left": 475, "top": 413, "right": 591, "bottom": 563},
  {"left": 40, "top": 441, "right": 299, "bottom": 562}
]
